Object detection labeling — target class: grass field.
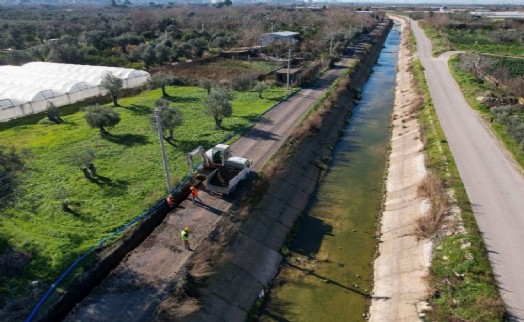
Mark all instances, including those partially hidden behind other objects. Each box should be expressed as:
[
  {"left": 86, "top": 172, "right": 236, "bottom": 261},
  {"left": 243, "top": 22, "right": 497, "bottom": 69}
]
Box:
[
  {"left": 0, "top": 84, "right": 288, "bottom": 301},
  {"left": 421, "top": 23, "right": 524, "bottom": 57},
  {"left": 448, "top": 55, "right": 524, "bottom": 170}
]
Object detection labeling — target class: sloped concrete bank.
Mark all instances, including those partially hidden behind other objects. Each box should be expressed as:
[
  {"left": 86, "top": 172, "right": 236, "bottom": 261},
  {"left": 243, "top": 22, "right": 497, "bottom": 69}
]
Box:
[{"left": 183, "top": 21, "right": 393, "bottom": 321}]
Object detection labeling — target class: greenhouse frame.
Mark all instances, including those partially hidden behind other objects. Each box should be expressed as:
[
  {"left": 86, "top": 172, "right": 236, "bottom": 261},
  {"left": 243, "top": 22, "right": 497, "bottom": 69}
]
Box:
[{"left": 0, "top": 62, "right": 150, "bottom": 122}]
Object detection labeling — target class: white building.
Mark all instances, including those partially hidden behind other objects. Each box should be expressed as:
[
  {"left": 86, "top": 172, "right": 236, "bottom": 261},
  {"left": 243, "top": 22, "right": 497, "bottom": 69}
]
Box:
[
  {"left": 260, "top": 31, "right": 300, "bottom": 46},
  {"left": 0, "top": 62, "right": 149, "bottom": 122}
]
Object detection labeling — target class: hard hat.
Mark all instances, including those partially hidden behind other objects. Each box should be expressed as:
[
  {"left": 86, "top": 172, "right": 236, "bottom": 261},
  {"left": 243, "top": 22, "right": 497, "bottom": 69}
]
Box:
[
  {"left": 184, "top": 227, "right": 190, "bottom": 231},
  {"left": 190, "top": 186, "right": 195, "bottom": 190}
]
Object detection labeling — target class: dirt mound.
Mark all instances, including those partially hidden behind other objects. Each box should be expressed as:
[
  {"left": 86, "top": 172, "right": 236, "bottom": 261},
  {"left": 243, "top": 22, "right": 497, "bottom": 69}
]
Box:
[{"left": 208, "top": 167, "right": 240, "bottom": 187}]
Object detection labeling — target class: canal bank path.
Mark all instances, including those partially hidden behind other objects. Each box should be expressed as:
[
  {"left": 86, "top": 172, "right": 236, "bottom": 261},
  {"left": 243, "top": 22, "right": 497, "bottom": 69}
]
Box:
[
  {"left": 64, "top": 45, "right": 370, "bottom": 322},
  {"left": 369, "top": 16, "right": 432, "bottom": 322},
  {"left": 411, "top": 17, "right": 524, "bottom": 320}
]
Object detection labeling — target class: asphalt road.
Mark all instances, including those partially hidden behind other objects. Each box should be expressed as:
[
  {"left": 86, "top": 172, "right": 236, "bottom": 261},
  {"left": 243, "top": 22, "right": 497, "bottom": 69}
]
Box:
[{"left": 411, "top": 20, "right": 524, "bottom": 320}]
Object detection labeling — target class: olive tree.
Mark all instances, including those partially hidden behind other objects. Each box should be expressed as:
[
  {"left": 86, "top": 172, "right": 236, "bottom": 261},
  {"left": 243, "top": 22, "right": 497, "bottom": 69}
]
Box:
[
  {"left": 100, "top": 72, "right": 124, "bottom": 107},
  {"left": 84, "top": 104, "right": 121, "bottom": 135},
  {"left": 253, "top": 81, "right": 269, "bottom": 98},
  {"left": 152, "top": 99, "right": 184, "bottom": 142},
  {"left": 46, "top": 102, "right": 62, "bottom": 124},
  {"left": 205, "top": 87, "right": 232, "bottom": 128},
  {"left": 200, "top": 78, "right": 213, "bottom": 95},
  {"left": 147, "top": 72, "right": 173, "bottom": 97},
  {"left": 71, "top": 148, "right": 97, "bottom": 179}
]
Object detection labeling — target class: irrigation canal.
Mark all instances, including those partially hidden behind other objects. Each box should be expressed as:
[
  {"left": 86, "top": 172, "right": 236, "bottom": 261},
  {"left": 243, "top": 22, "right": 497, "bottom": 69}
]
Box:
[{"left": 258, "top": 23, "right": 401, "bottom": 321}]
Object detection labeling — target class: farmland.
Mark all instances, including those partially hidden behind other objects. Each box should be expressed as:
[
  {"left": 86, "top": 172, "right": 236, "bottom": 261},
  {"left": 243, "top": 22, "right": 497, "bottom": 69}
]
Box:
[{"left": 0, "top": 84, "right": 288, "bottom": 306}]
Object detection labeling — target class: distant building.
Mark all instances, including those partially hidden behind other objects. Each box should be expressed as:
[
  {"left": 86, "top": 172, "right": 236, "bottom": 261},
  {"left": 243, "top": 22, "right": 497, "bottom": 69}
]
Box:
[
  {"left": 260, "top": 31, "right": 300, "bottom": 47},
  {"left": 470, "top": 11, "right": 524, "bottom": 19}
]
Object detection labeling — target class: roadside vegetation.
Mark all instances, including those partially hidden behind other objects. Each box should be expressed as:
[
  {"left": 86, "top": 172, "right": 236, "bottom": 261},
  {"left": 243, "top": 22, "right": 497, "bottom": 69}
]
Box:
[
  {"left": 412, "top": 11, "right": 524, "bottom": 171},
  {"left": 411, "top": 39, "right": 505, "bottom": 320}
]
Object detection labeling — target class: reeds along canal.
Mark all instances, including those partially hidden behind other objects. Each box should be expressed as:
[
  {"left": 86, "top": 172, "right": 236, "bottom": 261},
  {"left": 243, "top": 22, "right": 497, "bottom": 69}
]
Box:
[{"left": 258, "top": 23, "right": 401, "bottom": 321}]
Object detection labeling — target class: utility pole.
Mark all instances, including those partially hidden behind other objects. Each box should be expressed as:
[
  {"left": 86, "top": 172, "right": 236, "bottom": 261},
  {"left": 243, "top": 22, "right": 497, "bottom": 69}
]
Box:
[
  {"left": 329, "top": 34, "right": 333, "bottom": 57},
  {"left": 286, "top": 49, "right": 291, "bottom": 93},
  {"left": 155, "top": 109, "right": 173, "bottom": 193}
]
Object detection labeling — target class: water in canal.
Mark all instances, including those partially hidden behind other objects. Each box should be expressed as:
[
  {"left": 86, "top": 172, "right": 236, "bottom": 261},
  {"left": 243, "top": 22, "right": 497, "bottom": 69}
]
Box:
[{"left": 259, "top": 23, "right": 401, "bottom": 322}]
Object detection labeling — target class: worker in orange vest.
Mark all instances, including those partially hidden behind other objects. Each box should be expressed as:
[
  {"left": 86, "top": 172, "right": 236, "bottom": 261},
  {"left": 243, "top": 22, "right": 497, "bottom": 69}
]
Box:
[
  {"left": 190, "top": 186, "right": 203, "bottom": 204},
  {"left": 166, "top": 194, "right": 175, "bottom": 207}
]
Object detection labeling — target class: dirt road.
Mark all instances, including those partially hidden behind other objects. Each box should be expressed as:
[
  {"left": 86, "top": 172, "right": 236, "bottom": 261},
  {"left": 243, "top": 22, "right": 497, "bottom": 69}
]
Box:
[
  {"left": 65, "top": 59, "right": 354, "bottom": 322},
  {"left": 411, "top": 20, "right": 524, "bottom": 320}
]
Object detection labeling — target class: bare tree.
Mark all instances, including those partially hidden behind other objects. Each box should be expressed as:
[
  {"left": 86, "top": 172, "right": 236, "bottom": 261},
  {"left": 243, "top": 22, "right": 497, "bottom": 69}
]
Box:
[{"left": 459, "top": 54, "right": 494, "bottom": 81}]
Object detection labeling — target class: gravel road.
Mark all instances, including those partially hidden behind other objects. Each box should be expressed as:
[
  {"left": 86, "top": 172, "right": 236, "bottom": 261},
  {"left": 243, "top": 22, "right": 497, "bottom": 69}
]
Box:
[{"left": 411, "top": 19, "right": 524, "bottom": 321}]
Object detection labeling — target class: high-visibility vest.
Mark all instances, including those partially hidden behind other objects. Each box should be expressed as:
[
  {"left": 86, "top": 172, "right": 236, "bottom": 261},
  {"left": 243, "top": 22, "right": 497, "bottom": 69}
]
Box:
[{"left": 181, "top": 230, "right": 188, "bottom": 241}]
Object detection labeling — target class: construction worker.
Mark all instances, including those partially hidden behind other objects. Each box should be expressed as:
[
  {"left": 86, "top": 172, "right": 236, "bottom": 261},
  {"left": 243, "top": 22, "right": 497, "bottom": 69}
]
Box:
[
  {"left": 166, "top": 194, "right": 175, "bottom": 208},
  {"left": 189, "top": 186, "right": 203, "bottom": 204},
  {"left": 181, "top": 227, "right": 190, "bottom": 250}
]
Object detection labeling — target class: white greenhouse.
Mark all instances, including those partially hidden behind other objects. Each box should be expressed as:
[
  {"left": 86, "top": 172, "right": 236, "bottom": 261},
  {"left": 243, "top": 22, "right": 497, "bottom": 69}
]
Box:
[{"left": 0, "top": 62, "right": 150, "bottom": 122}]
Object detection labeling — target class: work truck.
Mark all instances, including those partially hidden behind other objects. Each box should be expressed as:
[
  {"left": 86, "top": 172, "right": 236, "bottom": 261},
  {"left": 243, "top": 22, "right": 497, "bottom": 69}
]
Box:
[{"left": 187, "top": 144, "right": 250, "bottom": 194}]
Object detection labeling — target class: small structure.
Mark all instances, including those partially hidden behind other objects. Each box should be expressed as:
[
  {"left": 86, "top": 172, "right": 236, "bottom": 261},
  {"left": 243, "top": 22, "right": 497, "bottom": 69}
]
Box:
[
  {"left": 274, "top": 67, "right": 301, "bottom": 85},
  {"left": 261, "top": 31, "right": 300, "bottom": 47},
  {"left": 219, "top": 47, "right": 255, "bottom": 60}
]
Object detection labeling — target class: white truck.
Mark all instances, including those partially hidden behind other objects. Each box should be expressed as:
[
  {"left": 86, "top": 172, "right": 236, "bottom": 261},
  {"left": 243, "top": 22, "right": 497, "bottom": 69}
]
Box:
[{"left": 187, "top": 144, "right": 251, "bottom": 194}]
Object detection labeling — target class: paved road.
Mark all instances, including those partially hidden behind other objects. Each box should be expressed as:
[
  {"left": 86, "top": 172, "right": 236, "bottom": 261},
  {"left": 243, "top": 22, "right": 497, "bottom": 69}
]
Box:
[
  {"left": 411, "top": 20, "right": 524, "bottom": 320},
  {"left": 65, "top": 56, "right": 355, "bottom": 322}
]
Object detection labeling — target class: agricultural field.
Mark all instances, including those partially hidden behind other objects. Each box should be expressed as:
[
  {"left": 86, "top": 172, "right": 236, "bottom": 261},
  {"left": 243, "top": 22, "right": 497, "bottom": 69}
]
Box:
[
  {"left": 0, "top": 84, "right": 288, "bottom": 308},
  {"left": 165, "top": 60, "right": 283, "bottom": 82}
]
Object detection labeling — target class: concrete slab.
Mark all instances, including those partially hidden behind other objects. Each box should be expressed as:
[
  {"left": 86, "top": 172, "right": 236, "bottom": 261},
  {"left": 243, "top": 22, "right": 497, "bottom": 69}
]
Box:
[
  {"left": 229, "top": 234, "right": 282, "bottom": 285},
  {"left": 240, "top": 211, "right": 290, "bottom": 251},
  {"left": 205, "top": 262, "right": 263, "bottom": 311}
]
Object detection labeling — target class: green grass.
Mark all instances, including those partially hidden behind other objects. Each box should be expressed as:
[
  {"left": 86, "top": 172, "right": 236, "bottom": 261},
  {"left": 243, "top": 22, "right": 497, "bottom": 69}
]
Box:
[
  {"left": 421, "top": 25, "right": 452, "bottom": 56},
  {"left": 413, "top": 58, "right": 505, "bottom": 321},
  {"left": 0, "top": 84, "right": 288, "bottom": 301},
  {"left": 448, "top": 55, "right": 524, "bottom": 170},
  {"left": 420, "top": 22, "right": 524, "bottom": 57}
]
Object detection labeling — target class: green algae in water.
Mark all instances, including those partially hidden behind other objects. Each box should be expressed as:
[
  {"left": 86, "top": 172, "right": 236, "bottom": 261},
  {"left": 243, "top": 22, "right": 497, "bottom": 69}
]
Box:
[{"left": 259, "top": 24, "right": 401, "bottom": 322}]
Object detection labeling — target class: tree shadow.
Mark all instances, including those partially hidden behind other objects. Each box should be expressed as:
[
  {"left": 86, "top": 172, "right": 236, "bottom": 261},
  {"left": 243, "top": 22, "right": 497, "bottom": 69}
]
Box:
[
  {"left": 103, "top": 133, "right": 149, "bottom": 146},
  {"left": 163, "top": 96, "right": 200, "bottom": 103},
  {"left": 174, "top": 138, "right": 218, "bottom": 153},
  {"left": 194, "top": 201, "right": 223, "bottom": 215},
  {"left": 242, "top": 128, "right": 279, "bottom": 141},
  {"left": 124, "top": 104, "right": 153, "bottom": 116},
  {"left": 238, "top": 114, "right": 274, "bottom": 125},
  {"left": 290, "top": 214, "right": 333, "bottom": 257},
  {"left": 283, "top": 261, "right": 375, "bottom": 299},
  {"left": 259, "top": 296, "right": 295, "bottom": 322},
  {"left": 88, "top": 175, "right": 129, "bottom": 197},
  {"left": 65, "top": 208, "right": 101, "bottom": 224}
]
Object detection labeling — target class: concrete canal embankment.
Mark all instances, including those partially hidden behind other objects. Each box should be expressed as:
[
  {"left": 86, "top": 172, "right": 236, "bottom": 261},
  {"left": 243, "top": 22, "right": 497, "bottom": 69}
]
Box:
[{"left": 183, "top": 20, "right": 394, "bottom": 321}]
